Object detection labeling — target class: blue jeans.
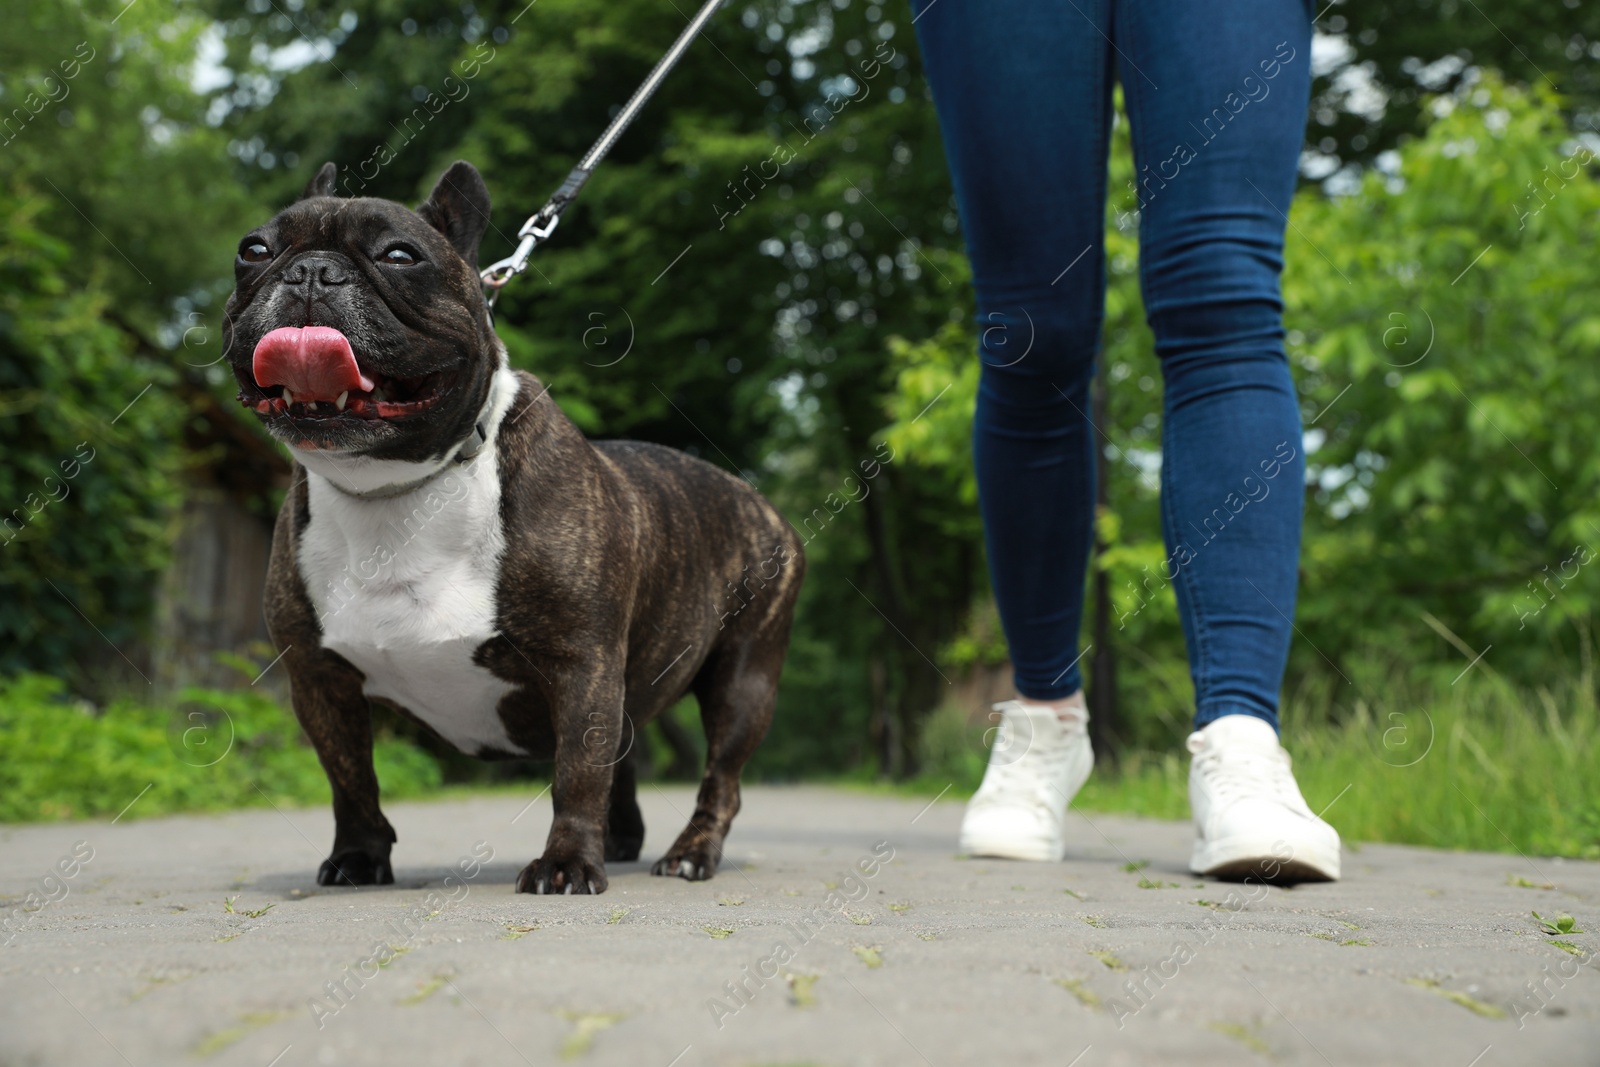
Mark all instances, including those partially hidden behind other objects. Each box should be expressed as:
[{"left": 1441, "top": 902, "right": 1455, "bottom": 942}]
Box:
[{"left": 912, "top": 0, "right": 1312, "bottom": 731}]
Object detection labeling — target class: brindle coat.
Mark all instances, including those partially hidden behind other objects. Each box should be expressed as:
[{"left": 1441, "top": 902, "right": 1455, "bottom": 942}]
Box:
[{"left": 232, "top": 162, "right": 804, "bottom": 894}]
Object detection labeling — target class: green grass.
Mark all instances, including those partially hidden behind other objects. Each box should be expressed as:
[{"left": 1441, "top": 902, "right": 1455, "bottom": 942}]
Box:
[
  {"left": 1406, "top": 978, "right": 1507, "bottom": 1019},
  {"left": 0, "top": 672, "right": 440, "bottom": 823},
  {"left": 1532, "top": 911, "right": 1584, "bottom": 935},
  {"left": 399, "top": 973, "right": 451, "bottom": 1005},
  {"left": 1053, "top": 976, "right": 1100, "bottom": 1009},
  {"left": 7, "top": 657, "right": 1600, "bottom": 862},
  {"left": 190, "top": 1011, "right": 289, "bottom": 1056},
  {"left": 850, "top": 944, "right": 883, "bottom": 969},
  {"left": 904, "top": 665, "right": 1600, "bottom": 860},
  {"left": 785, "top": 972, "right": 819, "bottom": 1008},
  {"left": 558, "top": 1011, "right": 624, "bottom": 1060},
  {"left": 222, "top": 896, "right": 274, "bottom": 919},
  {"left": 1208, "top": 1021, "right": 1270, "bottom": 1056}
]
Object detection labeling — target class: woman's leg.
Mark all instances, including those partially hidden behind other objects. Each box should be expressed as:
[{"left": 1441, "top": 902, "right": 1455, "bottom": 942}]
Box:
[
  {"left": 1116, "top": 0, "right": 1313, "bottom": 731},
  {"left": 1117, "top": 0, "right": 1340, "bottom": 880},
  {"left": 912, "top": 0, "right": 1114, "bottom": 702},
  {"left": 913, "top": 0, "right": 1113, "bottom": 863}
]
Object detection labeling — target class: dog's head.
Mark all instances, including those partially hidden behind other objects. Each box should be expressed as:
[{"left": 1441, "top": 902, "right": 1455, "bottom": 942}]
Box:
[{"left": 225, "top": 161, "right": 498, "bottom": 463}]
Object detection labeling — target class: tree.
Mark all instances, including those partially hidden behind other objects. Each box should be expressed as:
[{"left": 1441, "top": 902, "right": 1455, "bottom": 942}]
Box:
[
  {"left": 1306, "top": 2, "right": 1599, "bottom": 183},
  {"left": 1288, "top": 74, "right": 1600, "bottom": 690},
  {"left": 887, "top": 75, "right": 1600, "bottom": 743},
  {"left": 200, "top": 0, "right": 980, "bottom": 774},
  {"left": 0, "top": 0, "right": 254, "bottom": 685}
]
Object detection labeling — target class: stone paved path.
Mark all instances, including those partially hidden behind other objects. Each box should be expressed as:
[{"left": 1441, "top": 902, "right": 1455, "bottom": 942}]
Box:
[{"left": 2, "top": 786, "right": 1597, "bottom": 1066}]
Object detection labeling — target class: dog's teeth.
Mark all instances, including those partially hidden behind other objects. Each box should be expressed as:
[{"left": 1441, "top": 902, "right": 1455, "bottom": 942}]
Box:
[
  {"left": 282, "top": 387, "right": 293, "bottom": 405},
  {"left": 336, "top": 391, "right": 348, "bottom": 411},
  {"left": 307, "top": 400, "right": 319, "bottom": 411}
]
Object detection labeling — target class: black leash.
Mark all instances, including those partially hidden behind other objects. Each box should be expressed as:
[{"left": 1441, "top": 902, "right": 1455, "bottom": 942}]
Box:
[{"left": 480, "top": 0, "right": 724, "bottom": 301}]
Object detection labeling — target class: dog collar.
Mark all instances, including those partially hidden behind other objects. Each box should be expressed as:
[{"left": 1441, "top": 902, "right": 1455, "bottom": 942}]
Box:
[{"left": 324, "top": 375, "right": 502, "bottom": 501}]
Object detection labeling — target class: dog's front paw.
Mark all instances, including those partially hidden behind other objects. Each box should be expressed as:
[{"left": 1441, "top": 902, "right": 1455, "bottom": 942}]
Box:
[
  {"left": 317, "top": 850, "right": 394, "bottom": 886},
  {"left": 515, "top": 851, "right": 608, "bottom": 895},
  {"left": 651, "top": 844, "right": 719, "bottom": 882}
]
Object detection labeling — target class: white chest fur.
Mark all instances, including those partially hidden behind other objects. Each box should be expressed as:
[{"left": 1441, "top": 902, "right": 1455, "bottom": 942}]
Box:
[{"left": 292, "top": 368, "right": 525, "bottom": 757}]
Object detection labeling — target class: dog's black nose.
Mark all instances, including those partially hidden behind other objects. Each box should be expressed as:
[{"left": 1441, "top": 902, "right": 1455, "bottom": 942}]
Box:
[{"left": 281, "top": 254, "right": 350, "bottom": 291}]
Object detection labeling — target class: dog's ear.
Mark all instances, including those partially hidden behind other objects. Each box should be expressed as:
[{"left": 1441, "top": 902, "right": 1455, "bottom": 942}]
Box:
[
  {"left": 300, "top": 161, "right": 339, "bottom": 200},
  {"left": 417, "top": 161, "right": 492, "bottom": 268}
]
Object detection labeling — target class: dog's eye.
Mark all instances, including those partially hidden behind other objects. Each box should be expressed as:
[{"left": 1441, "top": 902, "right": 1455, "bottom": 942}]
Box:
[
  {"left": 381, "top": 246, "right": 418, "bottom": 265},
  {"left": 238, "top": 241, "right": 272, "bottom": 264}
]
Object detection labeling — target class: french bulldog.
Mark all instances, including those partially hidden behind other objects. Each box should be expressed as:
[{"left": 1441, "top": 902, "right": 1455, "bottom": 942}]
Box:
[{"left": 225, "top": 160, "right": 805, "bottom": 894}]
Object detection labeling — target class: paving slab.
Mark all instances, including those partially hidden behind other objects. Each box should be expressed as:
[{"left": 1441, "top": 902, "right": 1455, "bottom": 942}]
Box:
[{"left": 2, "top": 785, "right": 1597, "bottom": 1066}]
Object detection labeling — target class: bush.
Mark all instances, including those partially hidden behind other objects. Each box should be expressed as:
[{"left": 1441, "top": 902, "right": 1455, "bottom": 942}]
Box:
[
  {"left": 2, "top": 2, "right": 263, "bottom": 685},
  {"left": 1287, "top": 75, "right": 1600, "bottom": 684},
  {"left": 0, "top": 673, "right": 441, "bottom": 823},
  {"left": 0, "top": 200, "right": 187, "bottom": 681}
]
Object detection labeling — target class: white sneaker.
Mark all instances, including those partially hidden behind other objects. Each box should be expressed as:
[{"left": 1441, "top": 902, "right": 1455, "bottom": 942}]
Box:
[
  {"left": 1187, "top": 715, "right": 1341, "bottom": 881},
  {"left": 959, "top": 699, "right": 1094, "bottom": 862}
]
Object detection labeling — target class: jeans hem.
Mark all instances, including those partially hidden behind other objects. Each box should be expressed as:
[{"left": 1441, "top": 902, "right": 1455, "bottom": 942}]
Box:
[
  {"left": 1192, "top": 706, "right": 1279, "bottom": 733},
  {"left": 1013, "top": 678, "right": 1084, "bottom": 703}
]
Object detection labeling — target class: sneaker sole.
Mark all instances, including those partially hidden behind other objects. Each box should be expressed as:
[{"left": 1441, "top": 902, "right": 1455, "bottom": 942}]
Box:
[
  {"left": 958, "top": 834, "right": 1064, "bottom": 863},
  {"left": 1191, "top": 836, "right": 1340, "bottom": 883}
]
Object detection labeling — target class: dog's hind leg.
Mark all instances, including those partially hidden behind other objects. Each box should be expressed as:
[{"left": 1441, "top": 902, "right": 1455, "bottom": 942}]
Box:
[
  {"left": 651, "top": 637, "right": 785, "bottom": 881},
  {"left": 605, "top": 754, "right": 645, "bottom": 862}
]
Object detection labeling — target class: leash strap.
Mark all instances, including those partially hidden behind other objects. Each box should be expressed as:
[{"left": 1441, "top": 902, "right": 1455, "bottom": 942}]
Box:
[{"left": 480, "top": 0, "right": 725, "bottom": 297}]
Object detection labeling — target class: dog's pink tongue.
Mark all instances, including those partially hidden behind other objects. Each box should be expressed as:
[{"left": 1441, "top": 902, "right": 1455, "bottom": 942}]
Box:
[{"left": 251, "top": 326, "right": 374, "bottom": 400}]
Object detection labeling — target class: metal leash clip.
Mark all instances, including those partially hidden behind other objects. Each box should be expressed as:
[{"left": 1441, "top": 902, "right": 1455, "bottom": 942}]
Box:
[
  {"left": 477, "top": 0, "right": 724, "bottom": 303},
  {"left": 481, "top": 207, "right": 561, "bottom": 292}
]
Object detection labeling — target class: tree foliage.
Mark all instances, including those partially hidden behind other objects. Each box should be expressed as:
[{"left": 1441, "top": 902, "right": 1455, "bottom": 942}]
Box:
[
  {"left": 888, "top": 76, "right": 1600, "bottom": 741},
  {"left": 1289, "top": 75, "right": 1600, "bottom": 687},
  {"left": 0, "top": 0, "right": 254, "bottom": 680},
  {"left": 1310, "top": 1, "right": 1600, "bottom": 181},
  {"left": 198, "top": 0, "right": 977, "bottom": 772},
  {"left": 5, "top": 0, "right": 1597, "bottom": 771}
]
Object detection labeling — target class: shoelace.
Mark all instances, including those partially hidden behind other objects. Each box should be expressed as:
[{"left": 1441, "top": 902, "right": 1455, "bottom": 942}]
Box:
[{"left": 1194, "top": 746, "right": 1302, "bottom": 810}]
